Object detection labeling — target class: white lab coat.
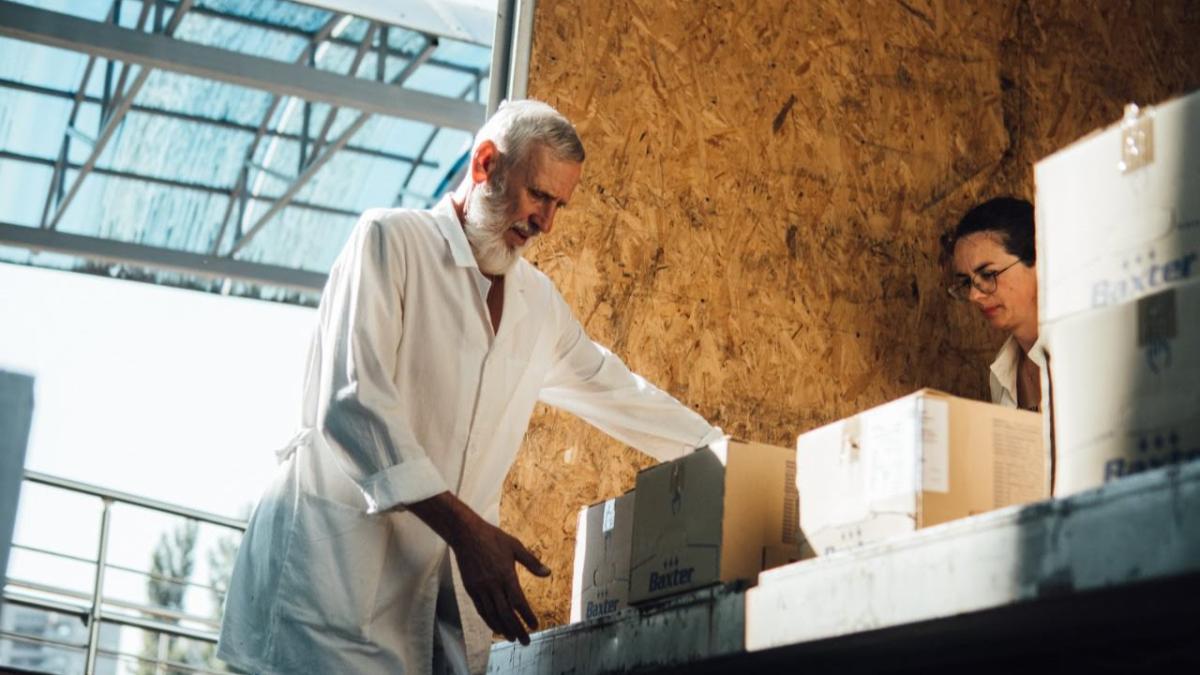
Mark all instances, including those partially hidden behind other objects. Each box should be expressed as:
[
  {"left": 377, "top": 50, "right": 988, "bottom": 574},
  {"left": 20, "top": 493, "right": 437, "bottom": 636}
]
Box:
[{"left": 217, "top": 198, "right": 720, "bottom": 675}]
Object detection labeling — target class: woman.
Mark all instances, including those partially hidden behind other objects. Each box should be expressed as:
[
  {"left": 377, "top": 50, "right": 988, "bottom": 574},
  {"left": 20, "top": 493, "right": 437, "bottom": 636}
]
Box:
[{"left": 945, "top": 197, "right": 1044, "bottom": 412}]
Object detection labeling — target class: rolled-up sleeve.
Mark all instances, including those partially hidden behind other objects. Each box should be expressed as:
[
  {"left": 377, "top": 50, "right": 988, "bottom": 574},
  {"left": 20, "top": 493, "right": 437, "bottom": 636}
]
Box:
[
  {"left": 316, "top": 212, "right": 448, "bottom": 513},
  {"left": 537, "top": 291, "right": 721, "bottom": 462}
]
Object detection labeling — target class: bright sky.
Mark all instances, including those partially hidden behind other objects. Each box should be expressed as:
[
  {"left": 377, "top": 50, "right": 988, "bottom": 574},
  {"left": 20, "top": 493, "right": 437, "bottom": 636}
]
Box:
[
  {"left": 0, "top": 261, "right": 314, "bottom": 661},
  {"left": 0, "top": 1, "right": 495, "bottom": 667},
  {"left": 0, "top": 262, "right": 312, "bottom": 516}
]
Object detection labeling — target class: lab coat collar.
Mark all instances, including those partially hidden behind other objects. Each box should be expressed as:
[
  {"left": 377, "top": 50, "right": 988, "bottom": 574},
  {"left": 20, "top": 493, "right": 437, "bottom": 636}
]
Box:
[
  {"left": 498, "top": 264, "right": 529, "bottom": 338},
  {"left": 990, "top": 334, "right": 1047, "bottom": 403},
  {"left": 432, "top": 196, "right": 479, "bottom": 269}
]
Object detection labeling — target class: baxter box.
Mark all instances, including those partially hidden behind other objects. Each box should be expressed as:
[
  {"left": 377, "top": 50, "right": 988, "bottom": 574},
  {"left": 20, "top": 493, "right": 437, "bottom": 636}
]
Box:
[
  {"left": 569, "top": 491, "right": 635, "bottom": 623},
  {"left": 628, "top": 440, "right": 801, "bottom": 605},
  {"left": 1035, "top": 89, "right": 1200, "bottom": 326},
  {"left": 1047, "top": 280, "right": 1200, "bottom": 497},
  {"left": 796, "top": 389, "right": 1047, "bottom": 556}
]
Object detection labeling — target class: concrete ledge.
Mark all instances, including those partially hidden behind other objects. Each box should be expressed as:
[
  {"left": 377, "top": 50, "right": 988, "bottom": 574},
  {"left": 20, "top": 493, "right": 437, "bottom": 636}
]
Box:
[
  {"left": 488, "top": 461, "right": 1200, "bottom": 674},
  {"left": 746, "top": 459, "right": 1200, "bottom": 651},
  {"left": 487, "top": 582, "right": 746, "bottom": 674}
]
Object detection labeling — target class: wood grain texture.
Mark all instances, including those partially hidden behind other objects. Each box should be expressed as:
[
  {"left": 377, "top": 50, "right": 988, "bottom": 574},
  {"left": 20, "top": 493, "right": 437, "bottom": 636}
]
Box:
[{"left": 501, "top": 0, "right": 1200, "bottom": 628}]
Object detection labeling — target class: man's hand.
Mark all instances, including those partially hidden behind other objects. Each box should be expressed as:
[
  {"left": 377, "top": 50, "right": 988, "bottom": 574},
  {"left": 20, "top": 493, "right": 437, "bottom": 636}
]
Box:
[
  {"left": 407, "top": 492, "right": 551, "bottom": 645},
  {"left": 451, "top": 515, "right": 550, "bottom": 645}
]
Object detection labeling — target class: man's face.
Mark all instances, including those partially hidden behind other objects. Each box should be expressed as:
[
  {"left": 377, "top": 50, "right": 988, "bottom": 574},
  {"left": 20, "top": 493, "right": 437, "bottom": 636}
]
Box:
[{"left": 464, "top": 144, "right": 582, "bottom": 275}]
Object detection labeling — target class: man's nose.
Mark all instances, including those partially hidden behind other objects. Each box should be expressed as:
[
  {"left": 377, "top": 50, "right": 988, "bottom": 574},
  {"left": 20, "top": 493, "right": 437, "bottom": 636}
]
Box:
[{"left": 532, "top": 203, "right": 559, "bottom": 235}]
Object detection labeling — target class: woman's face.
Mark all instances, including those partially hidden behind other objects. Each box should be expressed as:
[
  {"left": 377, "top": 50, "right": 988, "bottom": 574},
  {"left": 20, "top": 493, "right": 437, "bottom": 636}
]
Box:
[{"left": 951, "top": 232, "right": 1038, "bottom": 336}]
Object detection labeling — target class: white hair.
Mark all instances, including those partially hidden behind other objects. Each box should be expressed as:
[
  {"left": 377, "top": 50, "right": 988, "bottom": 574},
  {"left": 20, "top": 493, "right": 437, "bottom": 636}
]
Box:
[{"left": 473, "top": 99, "right": 585, "bottom": 175}]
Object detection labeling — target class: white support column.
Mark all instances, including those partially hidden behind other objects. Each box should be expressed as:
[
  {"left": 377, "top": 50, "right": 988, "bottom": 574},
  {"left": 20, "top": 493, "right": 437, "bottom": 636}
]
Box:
[{"left": 0, "top": 371, "right": 35, "bottom": 592}]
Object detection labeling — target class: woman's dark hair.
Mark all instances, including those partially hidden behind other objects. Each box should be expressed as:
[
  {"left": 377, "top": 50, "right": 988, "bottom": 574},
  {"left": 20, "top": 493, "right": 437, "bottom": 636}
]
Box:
[{"left": 941, "top": 197, "right": 1035, "bottom": 265}]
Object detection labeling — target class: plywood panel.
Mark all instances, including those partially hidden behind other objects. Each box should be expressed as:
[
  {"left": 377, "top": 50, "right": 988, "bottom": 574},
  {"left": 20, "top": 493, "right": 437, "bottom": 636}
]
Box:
[{"left": 501, "top": 0, "right": 1200, "bottom": 628}]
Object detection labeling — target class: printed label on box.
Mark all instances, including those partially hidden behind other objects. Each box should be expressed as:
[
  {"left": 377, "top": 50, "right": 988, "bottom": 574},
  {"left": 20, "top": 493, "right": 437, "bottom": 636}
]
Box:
[
  {"left": 864, "top": 399, "right": 920, "bottom": 502},
  {"left": 920, "top": 397, "right": 950, "bottom": 493}
]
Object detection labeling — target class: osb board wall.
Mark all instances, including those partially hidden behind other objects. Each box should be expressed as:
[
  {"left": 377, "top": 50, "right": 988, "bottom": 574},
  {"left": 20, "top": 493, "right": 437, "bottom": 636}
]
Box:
[{"left": 500, "top": 0, "right": 1200, "bottom": 627}]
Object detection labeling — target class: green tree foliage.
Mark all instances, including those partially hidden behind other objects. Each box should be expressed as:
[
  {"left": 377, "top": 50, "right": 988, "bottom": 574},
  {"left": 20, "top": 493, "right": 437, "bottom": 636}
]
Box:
[
  {"left": 133, "top": 521, "right": 202, "bottom": 675},
  {"left": 132, "top": 506, "right": 249, "bottom": 674}
]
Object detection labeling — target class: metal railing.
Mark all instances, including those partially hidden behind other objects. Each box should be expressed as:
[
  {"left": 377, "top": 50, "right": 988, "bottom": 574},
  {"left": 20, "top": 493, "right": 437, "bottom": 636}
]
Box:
[{"left": 2, "top": 470, "right": 247, "bottom": 675}]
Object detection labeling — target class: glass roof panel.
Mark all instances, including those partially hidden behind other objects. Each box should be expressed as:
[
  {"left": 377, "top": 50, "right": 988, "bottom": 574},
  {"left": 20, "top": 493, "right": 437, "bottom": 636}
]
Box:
[
  {"left": 104, "top": 111, "right": 249, "bottom": 186},
  {"left": 406, "top": 62, "right": 480, "bottom": 98},
  {"left": 198, "top": 0, "right": 335, "bottom": 34},
  {"left": 136, "top": 70, "right": 277, "bottom": 128},
  {"left": 0, "top": 158, "right": 52, "bottom": 226},
  {"left": 236, "top": 200, "right": 356, "bottom": 268},
  {"left": 0, "top": 89, "right": 71, "bottom": 156},
  {"left": 0, "top": 36, "right": 90, "bottom": 91},
  {"left": 0, "top": 0, "right": 497, "bottom": 304}
]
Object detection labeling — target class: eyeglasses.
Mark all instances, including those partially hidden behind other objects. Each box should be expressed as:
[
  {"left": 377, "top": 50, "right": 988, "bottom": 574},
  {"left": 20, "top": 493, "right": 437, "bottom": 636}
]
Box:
[{"left": 947, "top": 259, "right": 1023, "bottom": 301}]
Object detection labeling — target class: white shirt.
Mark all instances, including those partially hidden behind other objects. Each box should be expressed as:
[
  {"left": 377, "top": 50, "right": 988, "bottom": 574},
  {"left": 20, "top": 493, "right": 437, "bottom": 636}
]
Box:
[
  {"left": 217, "top": 199, "right": 720, "bottom": 675},
  {"left": 988, "top": 335, "right": 1047, "bottom": 410}
]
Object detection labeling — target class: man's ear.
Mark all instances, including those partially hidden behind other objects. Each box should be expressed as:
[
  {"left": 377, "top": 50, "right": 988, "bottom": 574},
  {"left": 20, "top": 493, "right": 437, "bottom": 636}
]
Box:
[{"left": 470, "top": 140, "right": 498, "bottom": 185}]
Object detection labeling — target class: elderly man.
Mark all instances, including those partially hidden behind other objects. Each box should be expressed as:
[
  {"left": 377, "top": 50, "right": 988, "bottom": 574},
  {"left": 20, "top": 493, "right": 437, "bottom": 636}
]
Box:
[{"left": 217, "top": 100, "right": 720, "bottom": 675}]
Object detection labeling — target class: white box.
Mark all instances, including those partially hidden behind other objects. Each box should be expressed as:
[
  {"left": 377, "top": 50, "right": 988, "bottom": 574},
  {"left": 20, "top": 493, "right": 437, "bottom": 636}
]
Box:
[
  {"left": 796, "top": 389, "right": 1047, "bottom": 556},
  {"left": 1035, "top": 89, "right": 1200, "bottom": 325},
  {"left": 1047, "top": 279, "right": 1200, "bottom": 496}
]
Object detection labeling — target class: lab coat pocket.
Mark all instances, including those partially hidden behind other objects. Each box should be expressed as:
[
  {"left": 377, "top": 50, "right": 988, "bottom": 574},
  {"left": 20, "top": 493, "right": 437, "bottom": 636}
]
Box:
[{"left": 275, "top": 492, "right": 390, "bottom": 643}]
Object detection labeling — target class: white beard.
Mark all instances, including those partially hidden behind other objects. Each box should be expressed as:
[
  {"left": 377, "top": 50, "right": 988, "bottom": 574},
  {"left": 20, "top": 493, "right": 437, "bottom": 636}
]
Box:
[{"left": 462, "top": 177, "right": 532, "bottom": 276}]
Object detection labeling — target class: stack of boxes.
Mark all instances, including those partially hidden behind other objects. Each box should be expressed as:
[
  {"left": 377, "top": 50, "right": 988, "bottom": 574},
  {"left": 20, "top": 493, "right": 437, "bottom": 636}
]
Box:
[
  {"left": 569, "top": 440, "right": 801, "bottom": 621},
  {"left": 627, "top": 440, "right": 800, "bottom": 604},
  {"left": 569, "top": 90, "right": 1199, "bottom": 625},
  {"left": 1035, "top": 90, "right": 1200, "bottom": 496},
  {"left": 569, "top": 399, "right": 1048, "bottom": 620}
]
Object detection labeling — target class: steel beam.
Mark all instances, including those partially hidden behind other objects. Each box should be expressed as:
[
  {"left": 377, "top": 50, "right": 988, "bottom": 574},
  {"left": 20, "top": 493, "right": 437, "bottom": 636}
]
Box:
[
  {"left": 394, "top": 78, "right": 478, "bottom": 207},
  {"left": 0, "top": 77, "right": 439, "bottom": 168},
  {"left": 0, "top": 149, "right": 359, "bottom": 218},
  {"left": 227, "top": 39, "right": 439, "bottom": 257},
  {"left": 211, "top": 13, "right": 346, "bottom": 255},
  {"left": 144, "top": 1, "right": 484, "bottom": 78},
  {"left": 0, "top": 222, "right": 327, "bottom": 292},
  {"left": 309, "top": 22, "right": 378, "bottom": 161},
  {"left": 39, "top": 0, "right": 195, "bottom": 231},
  {"left": 37, "top": 1, "right": 117, "bottom": 230},
  {"left": 0, "top": 1, "right": 487, "bottom": 131}
]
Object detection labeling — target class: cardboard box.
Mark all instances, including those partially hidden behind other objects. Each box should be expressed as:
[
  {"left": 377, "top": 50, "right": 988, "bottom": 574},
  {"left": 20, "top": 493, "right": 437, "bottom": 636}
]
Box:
[
  {"left": 1046, "top": 280, "right": 1200, "bottom": 497},
  {"left": 1035, "top": 89, "right": 1200, "bottom": 325},
  {"left": 569, "top": 491, "right": 635, "bottom": 623},
  {"left": 796, "top": 389, "right": 1047, "bottom": 556},
  {"left": 628, "top": 440, "right": 801, "bottom": 604}
]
